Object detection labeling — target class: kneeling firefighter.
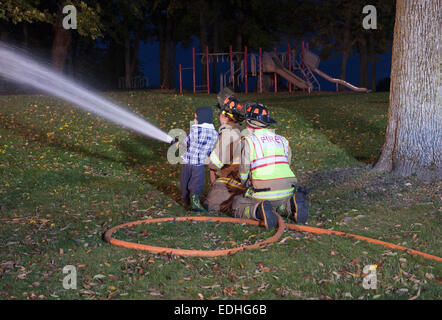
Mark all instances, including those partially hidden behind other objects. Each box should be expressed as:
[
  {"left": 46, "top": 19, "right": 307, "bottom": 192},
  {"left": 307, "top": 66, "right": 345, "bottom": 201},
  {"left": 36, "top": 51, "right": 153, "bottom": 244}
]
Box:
[
  {"left": 204, "top": 95, "right": 246, "bottom": 212},
  {"left": 232, "top": 103, "right": 309, "bottom": 228}
]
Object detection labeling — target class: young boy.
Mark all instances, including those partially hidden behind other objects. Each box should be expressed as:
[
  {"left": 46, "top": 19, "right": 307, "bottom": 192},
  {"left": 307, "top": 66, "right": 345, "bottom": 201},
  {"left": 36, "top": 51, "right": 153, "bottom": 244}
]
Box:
[{"left": 180, "top": 106, "right": 218, "bottom": 211}]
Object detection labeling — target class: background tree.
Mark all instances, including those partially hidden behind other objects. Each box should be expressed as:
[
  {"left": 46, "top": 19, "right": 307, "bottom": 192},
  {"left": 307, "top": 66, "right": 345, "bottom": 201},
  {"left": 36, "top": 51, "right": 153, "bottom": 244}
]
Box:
[
  {"left": 0, "top": 0, "right": 102, "bottom": 76},
  {"left": 217, "top": 0, "right": 288, "bottom": 92},
  {"left": 50, "top": 0, "right": 102, "bottom": 71},
  {"left": 0, "top": 0, "right": 398, "bottom": 92},
  {"left": 152, "top": 0, "right": 193, "bottom": 90},
  {"left": 305, "top": 0, "right": 363, "bottom": 90},
  {"left": 0, "top": 0, "right": 49, "bottom": 47},
  {"left": 374, "top": 0, "right": 441, "bottom": 181},
  {"left": 100, "top": 0, "right": 151, "bottom": 88},
  {"left": 302, "top": 0, "right": 390, "bottom": 90},
  {"left": 356, "top": 1, "right": 395, "bottom": 91}
]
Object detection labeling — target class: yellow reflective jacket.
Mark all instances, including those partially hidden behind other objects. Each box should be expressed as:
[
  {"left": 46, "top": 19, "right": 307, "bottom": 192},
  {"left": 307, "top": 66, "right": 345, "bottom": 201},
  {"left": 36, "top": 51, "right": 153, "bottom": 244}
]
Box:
[{"left": 240, "top": 128, "right": 297, "bottom": 200}]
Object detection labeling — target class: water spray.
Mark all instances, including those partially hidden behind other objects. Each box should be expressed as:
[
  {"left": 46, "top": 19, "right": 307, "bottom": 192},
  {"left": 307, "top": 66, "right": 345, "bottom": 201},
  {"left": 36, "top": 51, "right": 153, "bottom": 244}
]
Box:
[
  {"left": 0, "top": 43, "right": 173, "bottom": 144},
  {"left": 2, "top": 44, "right": 440, "bottom": 263}
]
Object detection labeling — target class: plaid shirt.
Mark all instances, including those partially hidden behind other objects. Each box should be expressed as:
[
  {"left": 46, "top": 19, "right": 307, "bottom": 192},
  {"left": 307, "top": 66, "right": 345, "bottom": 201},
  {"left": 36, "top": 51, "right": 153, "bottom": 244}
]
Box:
[{"left": 182, "top": 123, "right": 218, "bottom": 165}]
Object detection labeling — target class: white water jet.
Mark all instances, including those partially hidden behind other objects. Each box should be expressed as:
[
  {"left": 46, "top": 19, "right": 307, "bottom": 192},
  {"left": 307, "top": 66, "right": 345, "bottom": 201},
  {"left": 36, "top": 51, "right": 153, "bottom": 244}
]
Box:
[{"left": 0, "top": 43, "right": 173, "bottom": 144}]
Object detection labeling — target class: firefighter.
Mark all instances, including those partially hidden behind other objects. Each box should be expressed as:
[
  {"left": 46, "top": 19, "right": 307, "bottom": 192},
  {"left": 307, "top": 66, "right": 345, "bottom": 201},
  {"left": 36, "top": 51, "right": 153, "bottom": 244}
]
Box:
[
  {"left": 231, "top": 102, "right": 309, "bottom": 228},
  {"left": 204, "top": 95, "right": 246, "bottom": 212}
]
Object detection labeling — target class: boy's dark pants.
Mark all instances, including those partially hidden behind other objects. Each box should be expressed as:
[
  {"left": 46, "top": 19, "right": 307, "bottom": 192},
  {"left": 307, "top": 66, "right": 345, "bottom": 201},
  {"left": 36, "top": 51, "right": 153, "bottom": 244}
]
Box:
[{"left": 180, "top": 164, "right": 205, "bottom": 203}]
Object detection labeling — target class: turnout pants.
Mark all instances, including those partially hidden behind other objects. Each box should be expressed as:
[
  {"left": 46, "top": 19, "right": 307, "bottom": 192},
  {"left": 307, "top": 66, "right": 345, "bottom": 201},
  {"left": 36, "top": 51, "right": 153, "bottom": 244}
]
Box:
[
  {"left": 204, "top": 177, "right": 243, "bottom": 212},
  {"left": 231, "top": 193, "right": 294, "bottom": 220}
]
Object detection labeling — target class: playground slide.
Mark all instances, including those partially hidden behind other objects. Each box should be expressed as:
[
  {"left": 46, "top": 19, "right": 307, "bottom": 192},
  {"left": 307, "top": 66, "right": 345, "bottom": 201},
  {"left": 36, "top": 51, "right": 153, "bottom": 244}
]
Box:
[
  {"left": 275, "top": 67, "right": 312, "bottom": 90},
  {"left": 311, "top": 67, "right": 370, "bottom": 93},
  {"left": 262, "top": 52, "right": 312, "bottom": 90}
]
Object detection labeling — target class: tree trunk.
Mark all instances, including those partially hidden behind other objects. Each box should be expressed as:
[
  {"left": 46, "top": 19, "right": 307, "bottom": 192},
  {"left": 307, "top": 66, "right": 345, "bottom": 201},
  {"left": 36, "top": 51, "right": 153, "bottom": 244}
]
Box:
[
  {"left": 338, "top": 8, "right": 358, "bottom": 92},
  {"left": 339, "top": 50, "right": 349, "bottom": 91},
  {"left": 339, "top": 25, "right": 352, "bottom": 91},
  {"left": 67, "top": 41, "right": 74, "bottom": 77},
  {"left": 158, "top": 20, "right": 166, "bottom": 88},
  {"left": 51, "top": 4, "right": 71, "bottom": 72},
  {"left": 130, "top": 37, "right": 139, "bottom": 77},
  {"left": 123, "top": 36, "right": 139, "bottom": 89},
  {"left": 369, "top": 32, "right": 376, "bottom": 91},
  {"left": 158, "top": 17, "right": 172, "bottom": 89},
  {"left": 170, "top": 40, "right": 177, "bottom": 89},
  {"left": 124, "top": 36, "right": 131, "bottom": 89},
  {"left": 0, "top": 20, "right": 9, "bottom": 41},
  {"left": 22, "top": 24, "right": 29, "bottom": 48},
  {"left": 359, "top": 35, "right": 369, "bottom": 88},
  {"left": 373, "top": 0, "right": 441, "bottom": 181},
  {"left": 70, "top": 32, "right": 79, "bottom": 80},
  {"left": 235, "top": 9, "right": 244, "bottom": 52},
  {"left": 212, "top": 17, "right": 219, "bottom": 93},
  {"left": 199, "top": 7, "right": 209, "bottom": 89}
]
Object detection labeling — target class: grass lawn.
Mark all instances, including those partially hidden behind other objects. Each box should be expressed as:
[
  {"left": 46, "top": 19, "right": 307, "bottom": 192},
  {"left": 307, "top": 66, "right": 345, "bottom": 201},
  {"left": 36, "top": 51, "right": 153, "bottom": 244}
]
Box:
[{"left": 0, "top": 91, "right": 440, "bottom": 300}]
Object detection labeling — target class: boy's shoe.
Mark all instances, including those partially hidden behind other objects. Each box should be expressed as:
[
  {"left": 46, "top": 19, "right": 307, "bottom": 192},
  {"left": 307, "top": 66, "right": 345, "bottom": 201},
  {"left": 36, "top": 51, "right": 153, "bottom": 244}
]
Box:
[
  {"left": 191, "top": 194, "right": 208, "bottom": 212},
  {"left": 289, "top": 186, "right": 309, "bottom": 224},
  {"left": 255, "top": 201, "right": 278, "bottom": 229}
]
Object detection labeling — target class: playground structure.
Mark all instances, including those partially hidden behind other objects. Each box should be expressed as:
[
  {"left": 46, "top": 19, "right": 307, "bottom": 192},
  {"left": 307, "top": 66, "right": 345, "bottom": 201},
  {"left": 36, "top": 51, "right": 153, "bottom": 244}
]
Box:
[{"left": 178, "top": 42, "right": 369, "bottom": 94}]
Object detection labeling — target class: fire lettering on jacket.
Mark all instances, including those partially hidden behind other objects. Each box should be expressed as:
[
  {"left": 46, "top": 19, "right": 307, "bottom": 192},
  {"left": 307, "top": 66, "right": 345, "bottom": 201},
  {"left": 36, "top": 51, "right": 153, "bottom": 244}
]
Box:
[{"left": 260, "top": 135, "right": 281, "bottom": 144}]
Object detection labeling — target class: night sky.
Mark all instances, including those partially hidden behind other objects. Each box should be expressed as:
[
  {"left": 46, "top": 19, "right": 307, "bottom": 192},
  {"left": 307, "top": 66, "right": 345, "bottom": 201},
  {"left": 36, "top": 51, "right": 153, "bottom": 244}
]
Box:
[{"left": 138, "top": 38, "right": 392, "bottom": 92}]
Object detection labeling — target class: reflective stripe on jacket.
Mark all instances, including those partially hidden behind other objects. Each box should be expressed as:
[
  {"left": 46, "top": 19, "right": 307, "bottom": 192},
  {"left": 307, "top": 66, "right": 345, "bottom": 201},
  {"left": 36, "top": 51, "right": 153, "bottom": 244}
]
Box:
[
  {"left": 245, "top": 186, "right": 295, "bottom": 200},
  {"left": 215, "top": 177, "right": 244, "bottom": 190},
  {"left": 244, "top": 129, "right": 295, "bottom": 181},
  {"left": 241, "top": 129, "right": 296, "bottom": 200},
  {"left": 208, "top": 123, "right": 242, "bottom": 171}
]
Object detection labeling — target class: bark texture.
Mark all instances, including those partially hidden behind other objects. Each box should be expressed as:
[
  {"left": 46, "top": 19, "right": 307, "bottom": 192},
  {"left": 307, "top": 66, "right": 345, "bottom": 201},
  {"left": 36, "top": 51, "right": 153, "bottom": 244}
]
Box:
[
  {"left": 199, "top": 5, "right": 208, "bottom": 88},
  {"left": 359, "top": 35, "right": 369, "bottom": 88},
  {"left": 339, "top": 14, "right": 356, "bottom": 91},
  {"left": 158, "top": 16, "right": 172, "bottom": 89},
  {"left": 374, "top": 0, "right": 441, "bottom": 181},
  {"left": 369, "top": 32, "right": 377, "bottom": 91},
  {"left": 51, "top": 4, "right": 71, "bottom": 72}
]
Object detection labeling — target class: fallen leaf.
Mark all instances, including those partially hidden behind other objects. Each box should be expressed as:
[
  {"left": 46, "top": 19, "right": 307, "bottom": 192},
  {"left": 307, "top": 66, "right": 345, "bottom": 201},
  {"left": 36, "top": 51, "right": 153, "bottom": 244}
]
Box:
[
  {"left": 409, "top": 287, "right": 421, "bottom": 300},
  {"left": 223, "top": 286, "right": 234, "bottom": 295}
]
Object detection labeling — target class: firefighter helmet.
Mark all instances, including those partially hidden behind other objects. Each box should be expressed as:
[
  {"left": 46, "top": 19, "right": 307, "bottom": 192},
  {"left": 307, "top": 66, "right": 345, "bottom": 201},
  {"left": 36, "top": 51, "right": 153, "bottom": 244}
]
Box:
[
  {"left": 218, "top": 96, "right": 245, "bottom": 122},
  {"left": 245, "top": 103, "right": 277, "bottom": 127}
]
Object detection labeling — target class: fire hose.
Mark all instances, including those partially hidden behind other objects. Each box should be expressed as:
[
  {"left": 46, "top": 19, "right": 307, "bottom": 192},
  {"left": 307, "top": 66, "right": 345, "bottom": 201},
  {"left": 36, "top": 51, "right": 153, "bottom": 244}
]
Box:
[{"left": 104, "top": 214, "right": 442, "bottom": 262}]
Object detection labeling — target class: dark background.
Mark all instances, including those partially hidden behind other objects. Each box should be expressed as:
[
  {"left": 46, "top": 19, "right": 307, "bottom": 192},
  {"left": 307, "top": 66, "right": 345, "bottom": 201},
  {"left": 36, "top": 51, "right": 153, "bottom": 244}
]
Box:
[{"left": 0, "top": 0, "right": 395, "bottom": 93}]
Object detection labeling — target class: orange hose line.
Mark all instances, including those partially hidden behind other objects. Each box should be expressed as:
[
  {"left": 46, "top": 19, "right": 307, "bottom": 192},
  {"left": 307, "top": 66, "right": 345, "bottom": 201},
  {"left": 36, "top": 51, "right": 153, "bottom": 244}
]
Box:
[
  {"left": 286, "top": 224, "right": 442, "bottom": 263},
  {"left": 104, "top": 215, "right": 285, "bottom": 257},
  {"left": 104, "top": 215, "right": 442, "bottom": 262}
]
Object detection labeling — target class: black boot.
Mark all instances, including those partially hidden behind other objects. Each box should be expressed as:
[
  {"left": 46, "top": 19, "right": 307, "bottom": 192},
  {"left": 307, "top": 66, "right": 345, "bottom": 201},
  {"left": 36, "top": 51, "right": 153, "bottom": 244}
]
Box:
[
  {"left": 289, "top": 186, "right": 309, "bottom": 224},
  {"left": 255, "top": 201, "right": 278, "bottom": 229}
]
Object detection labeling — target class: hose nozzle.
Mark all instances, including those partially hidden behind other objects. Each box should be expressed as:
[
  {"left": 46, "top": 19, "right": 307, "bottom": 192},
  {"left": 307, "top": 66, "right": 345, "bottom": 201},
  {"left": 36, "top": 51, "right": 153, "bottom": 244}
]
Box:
[{"left": 170, "top": 137, "right": 179, "bottom": 145}]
